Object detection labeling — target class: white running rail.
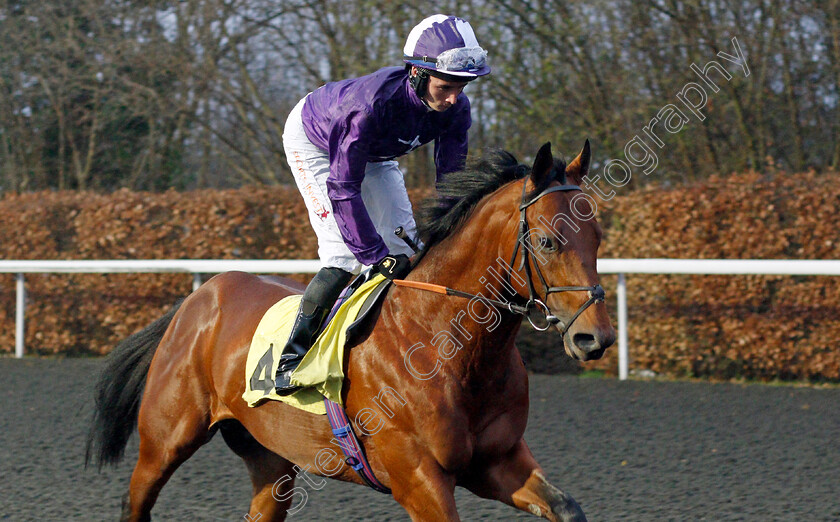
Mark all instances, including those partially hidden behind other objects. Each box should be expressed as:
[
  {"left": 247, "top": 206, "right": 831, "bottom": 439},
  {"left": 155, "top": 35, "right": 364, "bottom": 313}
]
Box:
[
  {"left": 599, "top": 259, "right": 840, "bottom": 379},
  {"left": 1, "top": 260, "right": 320, "bottom": 360},
  {"left": 3, "top": 258, "right": 839, "bottom": 380}
]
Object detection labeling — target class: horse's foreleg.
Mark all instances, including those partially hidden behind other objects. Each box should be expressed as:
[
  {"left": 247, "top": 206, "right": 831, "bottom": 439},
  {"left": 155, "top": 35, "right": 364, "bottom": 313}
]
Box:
[
  {"left": 512, "top": 468, "right": 586, "bottom": 522},
  {"left": 461, "top": 439, "right": 586, "bottom": 522},
  {"left": 386, "top": 455, "right": 461, "bottom": 521},
  {"left": 241, "top": 452, "right": 298, "bottom": 522},
  {"left": 219, "top": 421, "right": 298, "bottom": 521}
]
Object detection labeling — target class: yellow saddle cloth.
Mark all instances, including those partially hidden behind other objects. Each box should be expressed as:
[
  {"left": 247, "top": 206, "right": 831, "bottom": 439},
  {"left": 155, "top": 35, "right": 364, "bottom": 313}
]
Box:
[{"left": 242, "top": 273, "right": 387, "bottom": 415}]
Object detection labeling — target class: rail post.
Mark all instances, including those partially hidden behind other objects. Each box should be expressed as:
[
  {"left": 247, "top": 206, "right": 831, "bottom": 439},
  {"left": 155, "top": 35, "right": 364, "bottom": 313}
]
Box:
[
  {"left": 16, "top": 273, "right": 25, "bottom": 358},
  {"left": 617, "top": 272, "right": 628, "bottom": 380}
]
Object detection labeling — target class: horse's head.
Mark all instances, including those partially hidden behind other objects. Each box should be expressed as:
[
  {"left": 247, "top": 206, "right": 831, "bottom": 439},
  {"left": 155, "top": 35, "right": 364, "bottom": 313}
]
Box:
[
  {"left": 509, "top": 141, "right": 616, "bottom": 361},
  {"left": 415, "top": 142, "right": 615, "bottom": 361}
]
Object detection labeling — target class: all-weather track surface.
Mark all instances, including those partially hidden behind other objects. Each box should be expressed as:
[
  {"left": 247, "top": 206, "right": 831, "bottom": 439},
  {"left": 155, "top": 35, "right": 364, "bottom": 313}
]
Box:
[{"left": 1, "top": 358, "right": 838, "bottom": 521}]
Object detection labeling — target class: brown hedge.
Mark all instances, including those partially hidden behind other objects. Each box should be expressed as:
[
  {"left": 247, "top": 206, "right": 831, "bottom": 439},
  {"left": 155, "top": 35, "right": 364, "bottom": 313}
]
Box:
[
  {"left": 590, "top": 170, "right": 840, "bottom": 381},
  {"left": 0, "top": 187, "right": 317, "bottom": 355},
  {"left": 0, "top": 171, "right": 837, "bottom": 381}
]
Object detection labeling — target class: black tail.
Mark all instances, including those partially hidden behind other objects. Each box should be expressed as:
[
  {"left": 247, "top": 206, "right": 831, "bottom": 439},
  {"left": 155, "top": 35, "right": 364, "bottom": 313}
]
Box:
[{"left": 85, "top": 301, "right": 183, "bottom": 470}]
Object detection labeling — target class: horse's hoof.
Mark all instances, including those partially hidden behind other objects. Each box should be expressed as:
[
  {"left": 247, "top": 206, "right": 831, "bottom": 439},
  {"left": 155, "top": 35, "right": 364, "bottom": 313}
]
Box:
[
  {"left": 549, "top": 493, "right": 587, "bottom": 522},
  {"left": 531, "top": 470, "right": 587, "bottom": 522}
]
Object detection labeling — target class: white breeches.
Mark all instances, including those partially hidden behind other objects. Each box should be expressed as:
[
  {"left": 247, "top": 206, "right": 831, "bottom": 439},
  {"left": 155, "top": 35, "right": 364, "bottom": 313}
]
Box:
[{"left": 282, "top": 96, "right": 419, "bottom": 273}]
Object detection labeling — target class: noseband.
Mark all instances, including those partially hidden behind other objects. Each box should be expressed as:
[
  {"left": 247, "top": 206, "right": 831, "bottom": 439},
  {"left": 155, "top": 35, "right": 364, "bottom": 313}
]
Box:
[{"left": 507, "top": 177, "right": 606, "bottom": 334}]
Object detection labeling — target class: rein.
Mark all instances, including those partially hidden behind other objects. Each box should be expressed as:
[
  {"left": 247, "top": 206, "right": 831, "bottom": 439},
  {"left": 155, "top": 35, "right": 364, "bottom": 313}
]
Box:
[
  {"left": 394, "top": 176, "right": 605, "bottom": 337},
  {"left": 392, "top": 279, "right": 532, "bottom": 316}
]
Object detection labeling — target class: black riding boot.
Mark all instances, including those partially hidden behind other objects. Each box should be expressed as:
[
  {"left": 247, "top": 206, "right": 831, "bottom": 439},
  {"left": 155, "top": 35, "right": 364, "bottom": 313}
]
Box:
[
  {"left": 273, "top": 304, "right": 329, "bottom": 394},
  {"left": 274, "top": 266, "right": 353, "bottom": 395}
]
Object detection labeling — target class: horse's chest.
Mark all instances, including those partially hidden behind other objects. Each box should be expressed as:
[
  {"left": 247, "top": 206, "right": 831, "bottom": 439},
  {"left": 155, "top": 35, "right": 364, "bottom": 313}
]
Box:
[
  {"left": 473, "top": 407, "right": 527, "bottom": 456},
  {"left": 429, "top": 406, "right": 526, "bottom": 472},
  {"left": 431, "top": 388, "right": 528, "bottom": 471},
  {"left": 470, "top": 369, "right": 530, "bottom": 456}
]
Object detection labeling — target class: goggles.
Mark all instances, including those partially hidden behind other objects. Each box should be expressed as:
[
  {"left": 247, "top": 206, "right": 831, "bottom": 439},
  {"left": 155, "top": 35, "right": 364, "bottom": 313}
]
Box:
[{"left": 407, "top": 46, "right": 488, "bottom": 73}]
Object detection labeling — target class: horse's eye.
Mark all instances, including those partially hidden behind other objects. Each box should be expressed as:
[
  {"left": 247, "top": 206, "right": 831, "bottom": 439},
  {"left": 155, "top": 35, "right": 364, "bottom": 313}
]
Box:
[{"left": 538, "top": 235, "right": 558, "bottom": 252}]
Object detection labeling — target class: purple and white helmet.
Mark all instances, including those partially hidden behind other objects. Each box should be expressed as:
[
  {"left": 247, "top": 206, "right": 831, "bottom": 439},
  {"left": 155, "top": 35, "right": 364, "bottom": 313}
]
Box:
[{"left": 403, "top": 14, "right": 490, "bottom": 78}]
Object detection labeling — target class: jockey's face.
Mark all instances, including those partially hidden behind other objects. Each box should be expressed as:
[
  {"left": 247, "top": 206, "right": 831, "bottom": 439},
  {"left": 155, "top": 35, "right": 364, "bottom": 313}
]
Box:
[{"left": 423, "top": 73, "right": 469, "bottom": 112}]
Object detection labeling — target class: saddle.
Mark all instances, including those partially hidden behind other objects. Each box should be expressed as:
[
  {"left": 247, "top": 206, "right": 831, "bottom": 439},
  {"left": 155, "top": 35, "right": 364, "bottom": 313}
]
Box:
[
  {"left": 242, "top": 271, "right": 392, "bottom": 414},
  {"left": 325, "top": 269, "right": 392, "bottom": 345}
]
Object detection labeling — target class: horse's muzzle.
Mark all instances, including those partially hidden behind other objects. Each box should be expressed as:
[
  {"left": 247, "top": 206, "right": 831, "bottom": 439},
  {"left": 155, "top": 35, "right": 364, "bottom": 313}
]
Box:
[{"left": 566, "top": 327, "right": 616, "bottom": 361}]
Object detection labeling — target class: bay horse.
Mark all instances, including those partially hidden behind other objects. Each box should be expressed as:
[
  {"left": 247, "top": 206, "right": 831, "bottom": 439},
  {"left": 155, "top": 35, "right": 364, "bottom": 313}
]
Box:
[{"left": 86, "top": 141, "right": 615, "bottom": 521}]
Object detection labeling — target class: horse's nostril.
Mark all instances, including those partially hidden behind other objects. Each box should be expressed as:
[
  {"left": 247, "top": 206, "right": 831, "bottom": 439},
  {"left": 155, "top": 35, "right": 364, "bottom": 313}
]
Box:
[{"left": 573, "top": 333, "right": 599, "bottom": 352}]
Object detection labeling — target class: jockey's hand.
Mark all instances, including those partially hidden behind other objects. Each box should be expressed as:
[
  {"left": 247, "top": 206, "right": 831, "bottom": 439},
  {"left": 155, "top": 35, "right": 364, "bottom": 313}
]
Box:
[{"left": 375, "top": 254, "right": 411, "bottom": 280}]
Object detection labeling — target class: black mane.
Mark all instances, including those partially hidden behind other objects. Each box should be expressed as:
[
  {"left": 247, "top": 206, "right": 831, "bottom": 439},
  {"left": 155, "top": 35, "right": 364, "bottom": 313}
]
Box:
[{"left": 415, "top": 149, "right": 566, "bottom": 254}]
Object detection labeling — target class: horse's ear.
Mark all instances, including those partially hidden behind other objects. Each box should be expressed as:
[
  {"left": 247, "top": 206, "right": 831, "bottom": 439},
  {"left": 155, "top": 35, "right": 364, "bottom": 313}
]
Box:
[
  {"left": 531, "top": 142, "right": 553, "bottom": 186},
  {"left": 565, "top": 139, "right": 591, "bottom": 185}
]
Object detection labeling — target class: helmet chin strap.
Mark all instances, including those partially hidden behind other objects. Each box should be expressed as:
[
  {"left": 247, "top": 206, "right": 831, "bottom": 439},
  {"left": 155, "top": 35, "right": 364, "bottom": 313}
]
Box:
[{"left": 409, "top": 67, "right": 431, "bottom": 108}]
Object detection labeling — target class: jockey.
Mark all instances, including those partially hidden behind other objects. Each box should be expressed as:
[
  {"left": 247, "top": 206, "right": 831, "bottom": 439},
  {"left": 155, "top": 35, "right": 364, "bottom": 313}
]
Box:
[{"left": 275, "top": 14, "right": 491, "bottom": 394}]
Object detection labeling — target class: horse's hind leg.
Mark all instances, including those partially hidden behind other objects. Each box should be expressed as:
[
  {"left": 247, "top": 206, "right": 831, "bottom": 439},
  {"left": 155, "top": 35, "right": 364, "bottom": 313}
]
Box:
[
  {"left": 219, "top": 421, "right": 298, "bottom": 521},
  {"left": 122, "top": 370, "right": 214, "bottom": 521},
  {"left": 461, "top": 439, "right": 586, "bottom": 522},
  {"left": 122, "top": 412, "right": 211, "bottom": 521}
]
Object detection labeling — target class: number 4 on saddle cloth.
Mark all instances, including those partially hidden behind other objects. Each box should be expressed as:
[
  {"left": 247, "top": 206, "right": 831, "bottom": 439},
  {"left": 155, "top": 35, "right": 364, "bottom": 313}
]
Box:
[{"left": 242, "top": 271, "right": 391, "bottom": 415}]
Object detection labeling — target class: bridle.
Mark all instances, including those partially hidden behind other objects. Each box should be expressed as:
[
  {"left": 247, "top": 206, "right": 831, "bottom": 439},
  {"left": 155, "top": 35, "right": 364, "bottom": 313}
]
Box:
[
  {"left": 507, "top": 176, "right": 606, "bottom": 333},
  {"left": 393, "top": 173, "right": 606, "bottom": 338}
]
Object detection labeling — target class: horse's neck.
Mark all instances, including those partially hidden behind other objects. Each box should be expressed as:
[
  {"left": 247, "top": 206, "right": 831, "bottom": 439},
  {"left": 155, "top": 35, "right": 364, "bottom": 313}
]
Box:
[{"left": 388, "top": 199, "right": 525, "bottom": 380}]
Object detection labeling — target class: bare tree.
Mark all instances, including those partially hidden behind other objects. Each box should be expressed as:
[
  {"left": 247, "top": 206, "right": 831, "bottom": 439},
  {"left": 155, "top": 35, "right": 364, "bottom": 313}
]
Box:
[{"left": 1, "top": 0, "right": 837, "bottom": 193}]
